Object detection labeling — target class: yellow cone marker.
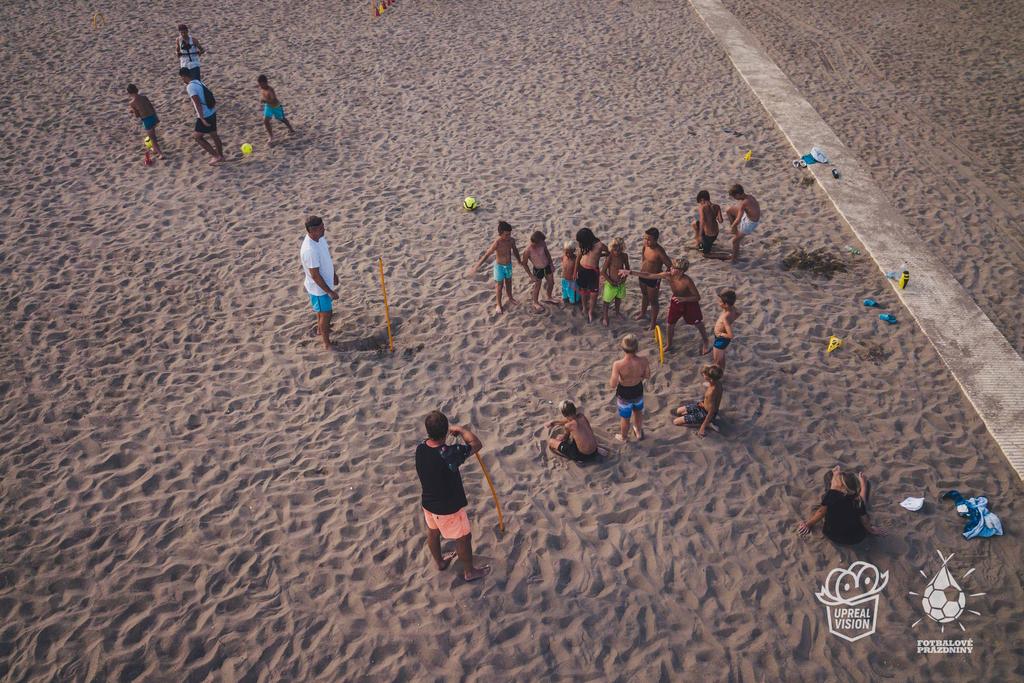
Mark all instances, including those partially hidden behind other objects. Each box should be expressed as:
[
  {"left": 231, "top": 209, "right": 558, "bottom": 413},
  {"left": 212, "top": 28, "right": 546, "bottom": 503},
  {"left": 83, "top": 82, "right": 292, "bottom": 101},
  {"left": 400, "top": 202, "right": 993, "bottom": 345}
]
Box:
[
  {"left": 743, "top": 150, "right": 753, "bottom": 162},
  {"left": 826, "top": 335, "right": 842, "bottom": 353}
]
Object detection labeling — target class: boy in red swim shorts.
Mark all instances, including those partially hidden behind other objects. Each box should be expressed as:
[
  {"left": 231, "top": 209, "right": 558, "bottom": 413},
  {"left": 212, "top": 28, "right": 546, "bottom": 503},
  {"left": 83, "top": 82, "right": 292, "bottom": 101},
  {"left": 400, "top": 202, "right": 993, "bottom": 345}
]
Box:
[
  {"left": 624, "top": 257, "right": 709, "bottom": 354},
  {"left": 415, "top": 411, "right": 492, "bottom": 582}
]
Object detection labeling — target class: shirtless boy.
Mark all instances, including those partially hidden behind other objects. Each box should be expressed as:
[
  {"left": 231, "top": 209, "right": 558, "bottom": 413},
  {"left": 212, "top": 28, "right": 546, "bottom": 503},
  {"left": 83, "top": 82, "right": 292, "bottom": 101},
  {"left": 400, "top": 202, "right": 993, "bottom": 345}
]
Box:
[
  {"left": 624, "top": 258, "right": 709, "bottom": 354},
  {"left": 725, "top": 184, "right": 761, "bottom": 261},
  {"left": 574, "top": 228, "right": 609, "bottom": 323},
  {"left": 546, "top": 400, "right": 598, "bottom": 462},
  {"left": 634, "top": 228, "right": 673, "bottom": 330},
  {"left": 523, "top": 230, "right": 557, "bottom": 313},
  {"left": 674, "top": 364, "right": 723, "bottom": 438},
  {"left": 127, "top": 84, "right": 163, "bottom": 159},
  {"left": 560, "top": 242, "right": 580, "bottom": 307},
  {"left": 712, "top": 290, "right": 739, "bottom": 370},
  {"left": 609, "top": 333, "right": 651, "bottom": 442},
  {"left": 257, "top": 74, "right": 295, "bottom": 147},
  {"left": 600, "top": 238, "right": 630, "bottom": 326},
  {"left": 692, "top": 190, "right": 723, "bottom": 258},
  {"left": 468, "top": 220, "right": 529, "bottom": 314}
]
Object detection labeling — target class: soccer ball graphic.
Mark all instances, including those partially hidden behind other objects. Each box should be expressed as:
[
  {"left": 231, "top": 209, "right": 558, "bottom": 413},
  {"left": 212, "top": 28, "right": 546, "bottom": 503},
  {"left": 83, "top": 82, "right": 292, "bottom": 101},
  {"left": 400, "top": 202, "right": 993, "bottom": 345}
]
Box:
[{"left": 921, "top": 565, "right": 965, "bottom": 623}]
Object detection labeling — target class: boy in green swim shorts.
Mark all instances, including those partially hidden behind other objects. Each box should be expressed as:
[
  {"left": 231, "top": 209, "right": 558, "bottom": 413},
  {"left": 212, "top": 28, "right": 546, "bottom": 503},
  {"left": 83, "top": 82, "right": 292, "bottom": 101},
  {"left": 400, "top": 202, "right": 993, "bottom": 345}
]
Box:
[
  {"left": 600, "top": 237, "right": 630, "bottom": 326},
  {"left": 467, "top": 220, "right": 529, "bottom": 315},
  {"left": 257, "top": 74, "right": 295, "bottom": 147}
]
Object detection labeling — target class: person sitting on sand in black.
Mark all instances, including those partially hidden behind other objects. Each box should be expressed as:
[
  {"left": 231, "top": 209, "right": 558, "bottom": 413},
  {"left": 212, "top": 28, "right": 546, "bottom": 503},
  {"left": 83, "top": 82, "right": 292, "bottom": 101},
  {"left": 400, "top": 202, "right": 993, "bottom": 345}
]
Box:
[
  {"left": 797, "top": 466, "right": 885, "bottom": 544},
  {"left": 545, "top": 400, "right": 598, "bottom": 462}
]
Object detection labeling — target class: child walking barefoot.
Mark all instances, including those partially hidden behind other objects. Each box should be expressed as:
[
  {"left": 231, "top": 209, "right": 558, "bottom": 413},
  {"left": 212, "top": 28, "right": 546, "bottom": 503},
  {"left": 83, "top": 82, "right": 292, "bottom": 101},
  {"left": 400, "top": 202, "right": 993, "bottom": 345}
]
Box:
[
  {"left": 467, "top": 221, "right": 530, "bottom": 315},
  {"left": 523, "top": 231, "right": 557, "bottom": 313},
  {"left": 127, "top": 84, "right": 163, "bottom": 159},
  {"left": 257, "top": 74, "right": 295, "bottom": 147}
]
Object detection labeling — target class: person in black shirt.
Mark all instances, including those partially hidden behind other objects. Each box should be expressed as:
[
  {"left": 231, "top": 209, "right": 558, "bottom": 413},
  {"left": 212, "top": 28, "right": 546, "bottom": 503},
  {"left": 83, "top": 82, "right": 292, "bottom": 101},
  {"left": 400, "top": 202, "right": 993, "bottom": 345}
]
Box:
[
  {"left": 796, "top": 466, "right": 884, "bottom": 544},
  {"left": 415, "top": 411, "right": 491, "bottom": 581}
]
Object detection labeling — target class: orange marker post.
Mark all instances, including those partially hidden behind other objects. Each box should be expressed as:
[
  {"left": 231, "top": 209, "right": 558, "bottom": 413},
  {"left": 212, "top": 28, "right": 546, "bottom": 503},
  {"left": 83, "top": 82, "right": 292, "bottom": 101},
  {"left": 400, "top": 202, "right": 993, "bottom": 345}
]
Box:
[
  {"left": 378, "top": 257, "right": 394, "bottom": 353},
  {"left": 474, "top": 452, "right": 504, "bottom": 533}
]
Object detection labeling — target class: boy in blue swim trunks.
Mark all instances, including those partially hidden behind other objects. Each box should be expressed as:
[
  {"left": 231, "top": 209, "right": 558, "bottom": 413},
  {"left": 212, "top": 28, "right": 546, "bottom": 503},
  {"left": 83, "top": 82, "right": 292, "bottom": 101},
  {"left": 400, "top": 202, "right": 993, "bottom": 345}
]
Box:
[
  {"left": 712, "top": 289, "right": 739, "bottom": 371},
  {"left": 127, "top": 84, "right": 163, "bottom": 159},
  {"left": 257, "top": 75, "right": 295, "bottom": 147},
  {"left": 467, "top": 221, "right": 528, "bottom": 315},
  {"left": 560, "top": 242, "right": 580, "bottom": 307}
]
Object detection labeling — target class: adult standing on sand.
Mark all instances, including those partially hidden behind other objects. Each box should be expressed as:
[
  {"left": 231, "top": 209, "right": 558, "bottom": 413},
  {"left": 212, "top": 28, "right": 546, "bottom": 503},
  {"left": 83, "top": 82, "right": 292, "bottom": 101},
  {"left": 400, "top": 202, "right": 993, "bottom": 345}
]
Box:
[
  {"left": 179, "top": 68, "right": 224, "bottom": 164},
  {"left": 176, "top": 24, "right": 205, "bottom": 80},
  {"left": 416, "top": 411, "right": 491, "bottom": 582},
  {"left": 300, "top": 215, "right": 339, "bottom": 350},
  {"left": 725, "top": 184, "right": 761, "bottom": 261}
]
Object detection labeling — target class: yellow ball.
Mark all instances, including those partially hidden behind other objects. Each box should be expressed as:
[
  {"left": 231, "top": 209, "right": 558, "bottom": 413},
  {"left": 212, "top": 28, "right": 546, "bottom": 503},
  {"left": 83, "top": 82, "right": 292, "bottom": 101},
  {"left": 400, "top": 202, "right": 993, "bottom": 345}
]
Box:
[
  {"left": 463, "top": 196, "right": 479, "bottom": 211},
  {"left": 144, "top": 136, "right": 153, "bottom": 149},
  {"left": 241, "top": 143, "right": 253, "bottom": 155}
]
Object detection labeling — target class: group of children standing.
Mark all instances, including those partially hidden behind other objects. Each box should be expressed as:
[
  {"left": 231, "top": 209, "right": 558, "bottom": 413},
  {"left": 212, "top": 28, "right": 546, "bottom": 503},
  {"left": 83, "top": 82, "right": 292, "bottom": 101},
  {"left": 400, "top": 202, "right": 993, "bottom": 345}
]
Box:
[
  {"left": 468, "top": 186, "right": 757, "bottom": 446},
  {"left": 125, "top": 23, "right": 296, "bottom": 165}
]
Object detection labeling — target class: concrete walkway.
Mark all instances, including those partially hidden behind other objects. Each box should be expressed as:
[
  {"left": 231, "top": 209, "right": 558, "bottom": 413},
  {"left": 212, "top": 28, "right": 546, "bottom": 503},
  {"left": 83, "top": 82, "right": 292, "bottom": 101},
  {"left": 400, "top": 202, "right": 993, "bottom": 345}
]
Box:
[{"left": 689, "top": 0, "right": 1024, "bottom": 478}]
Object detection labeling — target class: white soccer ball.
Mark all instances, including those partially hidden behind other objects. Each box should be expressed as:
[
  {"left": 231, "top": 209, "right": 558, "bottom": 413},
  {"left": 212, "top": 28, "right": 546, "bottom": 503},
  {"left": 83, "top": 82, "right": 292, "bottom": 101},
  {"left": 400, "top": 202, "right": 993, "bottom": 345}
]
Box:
[{"left": 922, "top": 584, "right": 965, "bottom": 623}]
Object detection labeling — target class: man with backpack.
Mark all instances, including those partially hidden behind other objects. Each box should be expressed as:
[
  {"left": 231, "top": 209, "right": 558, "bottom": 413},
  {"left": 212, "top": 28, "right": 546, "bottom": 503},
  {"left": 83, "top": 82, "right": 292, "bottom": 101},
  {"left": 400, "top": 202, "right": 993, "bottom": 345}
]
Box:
[
  {"left": 179, "top": 68, "right": 224, "bottom": 164},
  {"left": 175, "top": 24, "right": 205, "bottom": 80}
]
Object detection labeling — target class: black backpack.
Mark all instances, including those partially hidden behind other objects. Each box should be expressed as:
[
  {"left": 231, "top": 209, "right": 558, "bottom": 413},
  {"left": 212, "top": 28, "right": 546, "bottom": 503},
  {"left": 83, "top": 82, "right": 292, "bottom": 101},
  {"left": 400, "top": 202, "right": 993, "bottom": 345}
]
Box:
[{"left": 198, "top": 80, "right": 216, "bottom": 109}]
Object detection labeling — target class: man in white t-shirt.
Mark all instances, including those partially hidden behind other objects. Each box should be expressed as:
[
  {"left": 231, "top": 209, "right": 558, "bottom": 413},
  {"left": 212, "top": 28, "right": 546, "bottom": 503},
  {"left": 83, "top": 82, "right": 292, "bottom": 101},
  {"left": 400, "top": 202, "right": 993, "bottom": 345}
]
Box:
[
  {"left": 300, "top": 215, "right": 340, "bottom": 350},
  {"left": 176, "top": 24, "right": 204, "bottom": 80},
  {"left": 179, "top": 68, "right": 224, "bottom": 164}
]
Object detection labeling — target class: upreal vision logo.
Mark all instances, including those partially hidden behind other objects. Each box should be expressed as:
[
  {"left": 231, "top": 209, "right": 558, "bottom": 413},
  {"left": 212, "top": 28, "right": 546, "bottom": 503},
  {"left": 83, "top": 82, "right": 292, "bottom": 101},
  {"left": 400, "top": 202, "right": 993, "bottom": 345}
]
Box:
[{"left": 815, "top": 561, "right": 889, "bottom": 642}]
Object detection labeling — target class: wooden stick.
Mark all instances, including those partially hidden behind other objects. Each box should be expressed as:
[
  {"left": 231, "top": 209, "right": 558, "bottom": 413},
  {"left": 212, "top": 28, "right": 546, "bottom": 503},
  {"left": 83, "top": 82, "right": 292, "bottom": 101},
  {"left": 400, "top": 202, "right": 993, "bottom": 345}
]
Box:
[
  {"left": 473, "top": 452, "right": 504, "bottom": 532},
  {"left": 378, "top": 257, "right": 394, "bottom": 353}
]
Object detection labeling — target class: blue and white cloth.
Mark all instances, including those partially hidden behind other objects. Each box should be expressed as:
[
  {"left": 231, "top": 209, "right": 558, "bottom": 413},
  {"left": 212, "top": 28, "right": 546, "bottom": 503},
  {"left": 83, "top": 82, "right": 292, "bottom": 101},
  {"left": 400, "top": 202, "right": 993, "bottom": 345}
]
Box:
[{"left": 942, "top": 490, "right": 1003, "bottom": 539}]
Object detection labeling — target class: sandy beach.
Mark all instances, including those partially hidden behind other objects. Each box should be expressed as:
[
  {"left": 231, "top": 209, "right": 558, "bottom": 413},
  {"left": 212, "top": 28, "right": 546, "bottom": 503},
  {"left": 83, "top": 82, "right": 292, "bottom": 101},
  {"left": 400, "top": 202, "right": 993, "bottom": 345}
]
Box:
[{"left": 1, "top": 0, "right": 1021, "bottom": 681}]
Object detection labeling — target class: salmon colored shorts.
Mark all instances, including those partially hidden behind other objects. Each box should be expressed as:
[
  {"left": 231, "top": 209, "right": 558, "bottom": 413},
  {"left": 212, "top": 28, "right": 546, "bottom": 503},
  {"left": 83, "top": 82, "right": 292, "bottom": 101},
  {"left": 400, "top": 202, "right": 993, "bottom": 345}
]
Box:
[{"left": 423, "top": 507, "right": 471, "bottom": 540}]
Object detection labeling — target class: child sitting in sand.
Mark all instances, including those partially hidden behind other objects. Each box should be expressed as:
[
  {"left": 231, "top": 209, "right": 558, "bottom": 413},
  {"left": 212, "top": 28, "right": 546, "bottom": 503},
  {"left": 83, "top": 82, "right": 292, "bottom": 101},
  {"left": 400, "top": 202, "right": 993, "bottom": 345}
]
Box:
[
  {"left": 127, "top": 84, "right": 163, "bottom": 159},
  {"left": 674, "top": 364, "right": 723, "bottom": 437},
  {"left": 257, "top": 74, "right": 295, "bottom": 147},
  {"left": 797, "top": 466, "right": 884, "bottom": 545},
  {"left": 600, "top": 238, "right": 630, "bottom": 326},
  {"left": 545, "top": 400, "right": 598, "bottom": 462},
  {"left": 468, "top": 220, "right": 529, "bottom": 315},
  {"left": 712, "top": 290, "right": 739, "bottom": 371},
  {"left": 523, "top": 230, "right": 557, "bottom": 313},
  {"left": 561, "top": 242, "right": 580, "bottom": 307}
]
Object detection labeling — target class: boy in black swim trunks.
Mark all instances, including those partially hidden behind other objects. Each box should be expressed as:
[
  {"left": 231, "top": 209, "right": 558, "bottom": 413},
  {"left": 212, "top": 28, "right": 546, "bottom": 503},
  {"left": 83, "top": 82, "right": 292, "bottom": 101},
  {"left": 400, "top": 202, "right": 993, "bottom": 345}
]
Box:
[
  {"left": 712, "top": 290, "right": 739, "bottom": 371},
  {"left": 523, "top": 230, "right": 557, "bottom": 313},
  {"left": 635, "top": 228, "right": 673, "bottom": 330},
  {"left": 546, "top": 400, "right": 598, "bottom": 461},
  {"left": 674, "top": 364, "right": 723, "bottom": 438},
  {"left": 693, "top": 190, "right": 723, "bottom": 258}
]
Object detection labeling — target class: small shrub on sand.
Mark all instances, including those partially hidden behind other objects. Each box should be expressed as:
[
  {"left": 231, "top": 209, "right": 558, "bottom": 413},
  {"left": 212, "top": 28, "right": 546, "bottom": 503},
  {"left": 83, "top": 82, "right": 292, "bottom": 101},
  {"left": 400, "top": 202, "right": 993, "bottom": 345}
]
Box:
[{"left": 782, "top": 247, "right": 848, "bottom": 279}]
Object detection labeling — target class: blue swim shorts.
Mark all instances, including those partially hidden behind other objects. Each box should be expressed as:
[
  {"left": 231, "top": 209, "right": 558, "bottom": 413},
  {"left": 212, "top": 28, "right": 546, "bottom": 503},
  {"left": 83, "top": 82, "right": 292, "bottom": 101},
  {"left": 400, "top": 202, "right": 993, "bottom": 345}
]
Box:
[
  {"left": 309, "top": 293, "right": 333, "bottom": 313},
  {"left": 561, "top": 278, "right": 579, "bottom": 304},
  {"left": 617, "top": 398, "right": 644, "bottom": 419},
  {"left": 493, "top": 263, "right": 513, "bottom": 282},
  {"left": 713, "top": 336, "right": 731, "bottom": 350},
  {"left": 263, "top": 104, "right": 285, "bottom": 120},
  {"left": 141, "top": 114, "right": 159, "bottom": 130}
]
